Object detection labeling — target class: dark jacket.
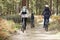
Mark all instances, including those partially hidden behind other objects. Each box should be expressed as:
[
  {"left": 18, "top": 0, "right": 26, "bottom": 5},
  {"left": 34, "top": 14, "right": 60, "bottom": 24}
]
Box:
[
  {"left": 31, "top": 13, "right": 34, "bottom": 21},
  {"left": 42, "top": 7, "right": 51, "bottom": 18}
]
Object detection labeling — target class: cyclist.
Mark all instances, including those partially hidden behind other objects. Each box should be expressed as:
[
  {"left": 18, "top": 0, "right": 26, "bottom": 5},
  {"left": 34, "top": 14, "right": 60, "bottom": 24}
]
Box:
[
  {"left": 42, "top": 5, "right": 51, "bottom": 28},
  {"left": 19, "top": 6, "right": 29, "bottom": 30},
  {"left": 31, "top": 12, "right": 35, "bottom": 28}
]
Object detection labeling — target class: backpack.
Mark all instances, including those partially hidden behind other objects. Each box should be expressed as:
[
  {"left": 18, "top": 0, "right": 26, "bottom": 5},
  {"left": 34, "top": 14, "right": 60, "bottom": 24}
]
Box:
[
  {"left": 44, "top": 10, "right": 51, "bottom": 18},
  {"left": 44, "top": 11, "right": 49, "bottom": 15}
]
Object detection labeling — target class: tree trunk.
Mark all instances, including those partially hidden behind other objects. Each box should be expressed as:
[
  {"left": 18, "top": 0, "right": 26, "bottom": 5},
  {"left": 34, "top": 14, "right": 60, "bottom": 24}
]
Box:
[
  {"left": 39, "top": 0, "right": 41, "bottom": 15},
  {"left": 16, "top": 3, "right": 19, "bottom": 14},
  {"left": 50, "top": 0, "right": 52, "bottom": 14},
  {"left": 22, "top": 0, "right": 26, "bottom": 6},
  {"left": 27, "top": 0, "right": 29, "bottom": 9},
  {"left": 57, "top": 0, "right": 58, "bottom": 15},
  {"left": 36, "top": 0, "right": 38, "bottom": 15}
]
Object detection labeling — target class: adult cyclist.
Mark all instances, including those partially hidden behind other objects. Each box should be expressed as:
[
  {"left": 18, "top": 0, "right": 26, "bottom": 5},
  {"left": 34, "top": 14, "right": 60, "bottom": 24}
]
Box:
[
  {"left": 42, "top": 5, "right": 51, "bottom": 29},
  {"left": 19, "top": 6, "right": 29, "bottom": 31}
]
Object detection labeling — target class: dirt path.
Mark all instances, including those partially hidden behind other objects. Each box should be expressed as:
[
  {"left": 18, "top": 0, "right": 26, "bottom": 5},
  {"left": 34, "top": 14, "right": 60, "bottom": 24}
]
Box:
[{"left": 10, "top": 19, "right": 60, "bottom": 40}]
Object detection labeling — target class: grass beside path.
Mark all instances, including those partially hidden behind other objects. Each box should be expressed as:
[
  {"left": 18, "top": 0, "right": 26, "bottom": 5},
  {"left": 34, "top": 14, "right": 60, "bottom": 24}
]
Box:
[{"left": 0, "top": 17, "right": 21, "bottom": 40}]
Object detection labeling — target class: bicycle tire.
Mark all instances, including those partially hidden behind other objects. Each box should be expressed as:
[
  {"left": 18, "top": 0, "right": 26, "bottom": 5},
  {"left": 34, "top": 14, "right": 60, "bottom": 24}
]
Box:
[
  {"left": 44, "top": 19, "right": 48, "bottom": 31},
  {"left": 45, "top": 25, "right": 48, "bottom": 31},
  {"left": 21, "top": 18, "right": 25, "bottom": 33}
]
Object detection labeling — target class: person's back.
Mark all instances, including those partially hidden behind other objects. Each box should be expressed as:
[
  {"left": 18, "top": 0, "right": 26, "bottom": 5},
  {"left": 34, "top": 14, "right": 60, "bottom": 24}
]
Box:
[
  {"left": 31, "top": 12, "right": 35, "bottom": 28},
  {"left": 43, "top": 7, "right": 51, "bottom": 18},
  {"left": 42, "top": 5, "right": 51, "bottom": 30}
]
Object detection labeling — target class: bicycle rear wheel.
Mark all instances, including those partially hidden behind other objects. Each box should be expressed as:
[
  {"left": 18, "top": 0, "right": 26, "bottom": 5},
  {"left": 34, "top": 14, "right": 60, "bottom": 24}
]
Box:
[
  {"left": 21, "top": 18, "right": 25, "bottom": 33},
  {"left": 45, "top": 25, "right": 48, "bottom": 31},
  {"left": 44, "top": 19, "right": 48, "bottom": 31}
]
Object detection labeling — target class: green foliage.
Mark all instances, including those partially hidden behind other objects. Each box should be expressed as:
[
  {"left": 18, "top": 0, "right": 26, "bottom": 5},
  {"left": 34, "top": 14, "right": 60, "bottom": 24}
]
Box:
[
  {"left": 1, "top": 14, "right": 21, "bottom": 23},
  {"left": 14, "top": 23, "right": 21, "bottom": 29},
  {"left": 0, "top": 0, "right": 21, "bottom": 15},
  {"left": 0, "top": 0, "right": 60, "bottom": 15},
  {"left": 29, "top": 0, "right": 50, "bottom": 15}
]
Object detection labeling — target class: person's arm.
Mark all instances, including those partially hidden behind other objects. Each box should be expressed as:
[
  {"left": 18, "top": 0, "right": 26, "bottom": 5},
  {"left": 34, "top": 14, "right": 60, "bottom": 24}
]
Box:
[
  {"left": 19, "top": 10, "right": 22, "bottom": 15},
  {"left": 49, "top": 10, "right": 51, "bottom": 16}
]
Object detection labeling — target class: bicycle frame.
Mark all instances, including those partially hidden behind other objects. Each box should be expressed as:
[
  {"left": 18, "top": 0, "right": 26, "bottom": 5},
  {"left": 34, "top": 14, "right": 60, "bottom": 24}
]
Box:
[
  {"left": 21, "top": 18, "right": 25, "bottom": 33},
  {"left": 44, "top": 19, "right": 49, "bottom": 31}
]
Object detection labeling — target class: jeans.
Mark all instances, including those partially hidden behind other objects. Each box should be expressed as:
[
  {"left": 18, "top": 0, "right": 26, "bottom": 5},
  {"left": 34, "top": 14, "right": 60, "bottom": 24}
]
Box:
[
  {"left": 44, "top": 17, "right": 49, "bottom": 27},
  {"left": 22, "top": 18, "right": 27, "bottom": 30}
]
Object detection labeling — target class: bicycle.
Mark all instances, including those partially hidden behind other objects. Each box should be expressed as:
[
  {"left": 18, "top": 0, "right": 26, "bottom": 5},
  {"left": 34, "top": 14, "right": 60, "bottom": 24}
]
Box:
[
  {"left": 21, "top": 18, "right": 26, "bottom": 33},
  {"left": 31, "top": 20, "right": 35, "bottom": 28},
  {"left": 44, "top": 19, "right": 49, "bottom": 31}
]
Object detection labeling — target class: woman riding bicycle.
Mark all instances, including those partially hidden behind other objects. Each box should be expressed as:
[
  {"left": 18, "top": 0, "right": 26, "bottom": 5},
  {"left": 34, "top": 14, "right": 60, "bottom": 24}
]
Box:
[{"left": 19, "top": 6, "right": 29, "bottom": 31}]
